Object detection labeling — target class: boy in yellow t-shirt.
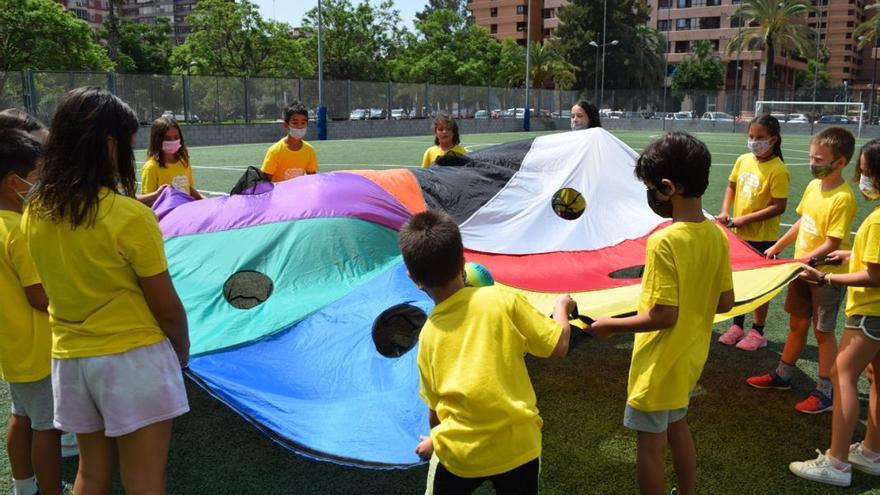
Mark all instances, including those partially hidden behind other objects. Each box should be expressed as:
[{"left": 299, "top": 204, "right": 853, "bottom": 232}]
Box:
[
  {"left": 749, "top": 127, "right": 858, "bottom": 415},
  {"left": 399, "top": 210, "right": 574, "bottom": 493},
  {"left": 0, "top": 129, "right": 62, "bottom": 495},
  {"left": 591, "top": 132, "right": 735, "bottom": 495},
  {"left": 261, "top": 102, "right": 318, "bottom": 182}
]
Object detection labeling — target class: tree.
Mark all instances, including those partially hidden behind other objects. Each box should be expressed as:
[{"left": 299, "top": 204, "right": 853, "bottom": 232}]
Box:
[
  {"left": 553, "top": 0, "right": 664, "bottom": 92},
  {"left": 170, "top": 0, "right": 311, "bottom": 77},
  {"left": 854, "top": 2, "right": 880, "bottom": 50},
  {"left": 506, "top": 42, "right": 575, "bottom": 90},
  {"left": 725, "top": 0, "right": 815, "bottom": 99},
  {"left": 794, "top": 58, "right": 831, "bottom": 95},
  {"left": 415, "top": 0, "right": 469, "bottom": 23},
  {"left": 100, "top": 17, "right": 174, "bottom": 73},
  {"left": 671, "top": 40, "right": 724, "bottom": 114},
  {"left": 299, "top": 0, "right": 406, "bottom": 81},
  {"left": 0, "top": 0, "right": 112, "bottom": 71}
]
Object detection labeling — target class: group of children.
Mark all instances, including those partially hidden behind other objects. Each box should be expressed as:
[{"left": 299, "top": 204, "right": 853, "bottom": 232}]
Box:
[
  {"left": 403, "top": 115, "right": 880, "bottom": 493},
  {"left": 2, "top": 86, "right": 880, "bottom": 494}
]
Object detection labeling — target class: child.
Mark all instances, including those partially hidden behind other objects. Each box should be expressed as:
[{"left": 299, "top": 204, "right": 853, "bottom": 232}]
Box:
[
  {"left": 400, "top": 210, "right": 574, "bottom": 494},
  {"left": 789, "top": 138, "right": 880, "bottom": 486},
  {"left": 0, "top": 129, "right": 62, "bottom": 495},
  {"left": 261, "top": 101, "right": 318, "bottom": 182},
  {"left": 141, "top": 116, "right": 203, "bottom": 200},
  {"left": 22, "top": 87, "right": 190, "bottom": 493},
  {"left": 717, "top": 114, "right": 789, "bottom": 350},
  {"left": 421, "top": 113, "right": 466, "bottom": 168},
  {"left": 590, "top": 132, "right": 735, "bottom": 495},
  {"left": 570, "top": 100, "right": 601, "bottom": 130},
  {"left": 748, "top": 127, "right": 858, "bottom": 414}
]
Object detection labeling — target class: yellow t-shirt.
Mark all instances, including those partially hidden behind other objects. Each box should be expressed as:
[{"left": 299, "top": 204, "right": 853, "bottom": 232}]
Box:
[
  {"left": 261, "top": 138, "right": 318, "bottom": 182},
  {"left": 418, "top": 286, "right": 562, "bottom": 478},
  {"left": 421, "top": 145, "right": 467, "bottom": 168},
  {"left": 795, "top": 179, "right": 857, "bottom": 274},
  {"left": 846, "top": 206, "right": 880, "bottom": 317},
  {"left": 140, "top": 156, "right": 196, "bottom": 194},
  {"left": 728, "top": 153, "right": 789, "bottom": 242},
  {"left": 23, "top": 189, "right": 169, "bottom": 359},
  {"left": 0, "top": 211, "right": 50, "bottom": 382},
  {"left": 628, "top": 220, "right": 733, "bottom": 412}
]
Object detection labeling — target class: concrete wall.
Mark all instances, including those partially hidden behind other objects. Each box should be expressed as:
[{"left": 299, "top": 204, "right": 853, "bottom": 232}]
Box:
[{"left": 136, "top": 117, "right": 880, "bottom": 149}]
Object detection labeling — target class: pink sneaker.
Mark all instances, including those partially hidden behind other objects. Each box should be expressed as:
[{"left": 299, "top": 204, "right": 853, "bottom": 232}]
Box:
[
  {"left": 718, "top": 324, "right": 744, "bottom": 345},
  {"left": 736, "top": 329, "right": 768, "bottom": 351}
]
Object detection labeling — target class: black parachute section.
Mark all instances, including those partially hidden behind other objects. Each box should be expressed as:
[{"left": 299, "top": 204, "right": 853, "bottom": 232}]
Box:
[{"left": 411, "top": 139, "right": 534, "bottom": 224}]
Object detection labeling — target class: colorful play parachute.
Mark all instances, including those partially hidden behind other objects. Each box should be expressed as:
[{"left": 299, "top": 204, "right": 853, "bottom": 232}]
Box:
[{"left": 154, "top": 128, "right": 800, "bottom": 468}]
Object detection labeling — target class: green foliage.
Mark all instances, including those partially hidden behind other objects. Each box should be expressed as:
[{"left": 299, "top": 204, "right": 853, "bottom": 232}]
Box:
[
  {"left": 854, "top": 2, "right": 880, "bottom": 50},
  {"left": 726, "top": 0, "right": 815, "bottom": 91},
  {"left": 553, "top": 0, "right": 664, "bottom": 92},
  {"left": 170, "top": 0, "right": 311, "bottom": 77},
  {"left": 299, "top": 0, "right": 406, "bottom": 81},
  {"left": 794, "top": 59, "right": 832, "bottom": 93},
  {"left": 671, "top": 41, "right": 724, "bottom": 95},
  {"left": 0, "top": 0, "right": 112, "bottom": 71},
  {"left": 100, "top": 17, "right": 174, "bottom": 73},
  {"left": 415, "top": 0, "right": 469, "bottom": 23}
]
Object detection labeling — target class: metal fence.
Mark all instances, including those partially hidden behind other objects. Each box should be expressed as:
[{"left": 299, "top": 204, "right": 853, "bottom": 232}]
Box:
[
  {"left": 2, "top": 70, "right": 876, "bottom": 125},
  {"left": 0, "top": 70, "right": 583, "bottom": 125}
]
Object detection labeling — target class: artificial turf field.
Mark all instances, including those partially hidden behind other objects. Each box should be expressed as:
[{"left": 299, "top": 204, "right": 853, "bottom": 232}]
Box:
[{"left": 2, "top": 128, "right": 880, "bottom": 494}]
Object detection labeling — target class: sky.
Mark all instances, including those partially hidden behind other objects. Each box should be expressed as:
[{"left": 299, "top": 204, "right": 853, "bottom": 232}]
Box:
[{"left": 252, "top": 0, "right": 424, "bottom": 29}]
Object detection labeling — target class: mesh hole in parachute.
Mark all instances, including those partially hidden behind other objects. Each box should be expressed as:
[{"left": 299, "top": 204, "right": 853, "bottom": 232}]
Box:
[
  {"left": 608, "top": 265, "right": 645, "bottom": 279},
  {"left": 372, "top": 304, "right": 427, "bottom": 358},
  {"left": 223, "top": 271, "right": 274, "bottom": 309},
  {"left": 551, "top": 188, "right": 586, "bottom": 220}
]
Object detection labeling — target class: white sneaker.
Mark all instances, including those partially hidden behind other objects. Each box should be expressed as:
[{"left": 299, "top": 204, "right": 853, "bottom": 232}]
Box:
[
  {"left": 789, "top": 450, "right": 851, "bottom": 487},
  {"left": 849, "top": 442, "right": 880, "bottom": 475}
]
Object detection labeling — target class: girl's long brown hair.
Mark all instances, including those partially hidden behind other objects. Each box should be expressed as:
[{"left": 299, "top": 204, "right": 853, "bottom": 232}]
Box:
[
  {"left": 147, "top": 116, "right": 189, "bottom": 168},
  {"left": 30, "top": 87, "right": 139, "bottom": 227}
]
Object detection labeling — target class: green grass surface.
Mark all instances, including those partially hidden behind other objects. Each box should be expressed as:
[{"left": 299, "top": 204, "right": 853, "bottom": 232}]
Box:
[{"left": 3, "top": 129, "right": 880, "bottom": 494}]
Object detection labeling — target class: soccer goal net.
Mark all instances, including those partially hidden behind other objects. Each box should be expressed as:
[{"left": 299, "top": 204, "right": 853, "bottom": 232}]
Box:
[{"left": 755, "top": 100, "right": 864, "bottom": 137}]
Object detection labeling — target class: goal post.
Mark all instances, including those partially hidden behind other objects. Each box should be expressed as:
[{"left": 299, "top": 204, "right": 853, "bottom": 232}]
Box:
[{"left": 755, "top": 100, "right": 864, "bottom": 138}]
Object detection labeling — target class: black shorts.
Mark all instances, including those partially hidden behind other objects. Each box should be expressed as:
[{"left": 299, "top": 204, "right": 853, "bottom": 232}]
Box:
[
  {"left": 433, "top": 457, "right": 539, "bottom": 495},
  {"left": 747, "top": 240, "right": 775, "bottom": 255}
]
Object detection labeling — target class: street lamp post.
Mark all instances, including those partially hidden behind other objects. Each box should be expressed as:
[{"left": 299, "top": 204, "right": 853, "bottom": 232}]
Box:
[
  {"left": 524, "top": 0, "right": 532, "bottom": 131},
  {"left": 317, "top": 0, "right": 327, "bottom": 140},
  {"left": 872, "top": 37, "right": 879, "bottom": 125},
  {"left": 184, "top": 61, "right": 197, "bottom": 123},
  {"left": 589, "top": 39, "right": 618, "bottom": 109}
]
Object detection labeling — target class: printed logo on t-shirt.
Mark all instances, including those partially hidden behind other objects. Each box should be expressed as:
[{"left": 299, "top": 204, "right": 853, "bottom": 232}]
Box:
[
  {"left": 739, "top": 172, "right": 761, "bottom": 201},
  {"left": 799, "top": 214, "right": 818, "bottom": 248},
  {"left": 171, "top": 175, "right": 190, "bottom": 193},
  {"left": 284, "top": 168, "right": 306, "bottom": 179}
]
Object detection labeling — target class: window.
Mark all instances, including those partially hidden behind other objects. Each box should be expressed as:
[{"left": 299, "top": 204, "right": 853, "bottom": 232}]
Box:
[
  {"left": 675, "top": 40, "right": 690, "bottom": 53},
  {"left": 731, "top": 15, "right": 744, "bottom": 28},
  {"left": 676, "top": 18, "right": 691, "bottom": 31},
  {"left": 516, "top": 21, "right": 527, "bottom": 32},
  {"left": 490, "top": 7, "right": 497, "bottom": 17},
  {"left": 657, "top": 19, "right": 670, "bottom": 32},
  {"left": 543, "top": 8, "right": 552, "bottom": 19},
  {"left": 516, "top": 4, "right": 527, "bottom": 15},
  {"left": 658, "top": 0, "right": 671, "bottom": 8},
  {"left": 490, "top": 24, "right": 497, "bottom": 33},
  {"left": 699, "top": 17, "right": 720, "bottom": 29},
  {"left": 677, "top": 0, "right": 691, "bottom": 7}
]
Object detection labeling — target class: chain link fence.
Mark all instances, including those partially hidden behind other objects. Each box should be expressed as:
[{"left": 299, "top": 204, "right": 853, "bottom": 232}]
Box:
[{"left": 2, "top": 70, "right": 876, "bottom": 126}]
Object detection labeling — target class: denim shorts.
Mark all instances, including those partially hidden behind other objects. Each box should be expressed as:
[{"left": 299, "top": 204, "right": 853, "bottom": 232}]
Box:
[{"left": 623, "top": 404, "right": 688, "bottom": 434}]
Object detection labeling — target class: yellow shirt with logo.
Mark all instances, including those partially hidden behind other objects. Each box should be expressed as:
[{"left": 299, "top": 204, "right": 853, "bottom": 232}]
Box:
[
  {"left": 23, "top": 190, "right": 169, "bottom": 359},
  {"left": 628, "top": 221, "right": 733, "bottom": 412},
  {"left": 417, "top": 286, "right": 562, "bottom": 478},
  {"left": 728, "top": 153, "right": 789, "bottom": 242},
  {"left": 846, "top": 206, "right": 880, "bottom": 317},
  {"left": 0, "top": 211, "right": 50, "bottom": 382},
  {"left": 261, "top": 138, "right": 318, "bottom": 182},
  {"left": 140, "top": 156, "right": 196, "bottom": 194},
  {"left": 795, "top": 179, "right": 857, "bottom": 274},
  {"left": 421, "top": 145, "right": 467, "bottom": 168}
]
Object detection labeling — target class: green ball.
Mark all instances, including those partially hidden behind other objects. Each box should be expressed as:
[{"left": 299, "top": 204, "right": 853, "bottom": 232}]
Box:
[{"left": 465, "top": 262, "right": 494, "bottom": 287}]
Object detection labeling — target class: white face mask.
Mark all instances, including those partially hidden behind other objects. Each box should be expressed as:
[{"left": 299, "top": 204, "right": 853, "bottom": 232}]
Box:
[
  {"left": 161, "top": 140, "right": 182, "bottom": 155},
  {"left": 860, "top": 174, "right": 880, "bottom": 200},
  {"left": 747, "top": 139, "right": 773, "bottom": 157},
  {"left": 288, "top": 127, "right": 307, "bottom": 139},
  {"left": 571, "top": 121, "right": 586, "bottom": 131},
  {"left": 14, "top": 174, "right": 35, "bottom": 202}
]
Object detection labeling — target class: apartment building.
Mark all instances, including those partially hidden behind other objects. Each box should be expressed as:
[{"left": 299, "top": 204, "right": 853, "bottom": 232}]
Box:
[
  {"left": 120, "top": 0, "right": 200, "bottom": 45},
  {"left": 467, "top": 0, "right": 546, "bottom": 45},
  {"left": 58, "top": 0, "right": 109, "bottom": 31}
]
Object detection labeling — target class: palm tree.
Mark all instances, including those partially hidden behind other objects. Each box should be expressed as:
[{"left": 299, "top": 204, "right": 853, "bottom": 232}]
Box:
[
  {"left": 854, "top": 2, "right": 880, "bottom": 50},
  {"left": 632, "top": 24, "right": 666, "bottom": 89},
  {"left": 725, "top": 0, "right": 815, "bottom": 100}
]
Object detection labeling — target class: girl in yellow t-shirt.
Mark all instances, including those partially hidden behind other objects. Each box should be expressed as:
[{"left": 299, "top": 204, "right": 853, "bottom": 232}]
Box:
[
  {"left": 793, "top": 139, "right": 880, "bottom": 485},
  {"left": 717, "top": 114, "right": 789, "bottom": 350},
  {"left": 24, "top": 87, "right": 190, "bottom": 493},
  {"left": 421, "top": 113, "right": 466, "bottom": 167},
  {"left": 141, "top": 116, "right": 203, "bottom": 201}
]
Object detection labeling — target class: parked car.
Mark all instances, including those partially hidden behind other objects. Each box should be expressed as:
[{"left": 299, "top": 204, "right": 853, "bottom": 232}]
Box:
[
  {"left": 390, "top": 108, "right": 408, "bottom": 120},
  {"left": 701, "top": 111, "right": 735, "bottom": 122},
  {"left": 673, "top": 111, "right": 694, "bottom": 120},
  {"left": 817, "top": 115, "right": 852, "bottom": 124},
  {"left": 160, "top": 110, "right": 199, "bottom": 123},
  {"left": 474, "top": 110, "right": 489, "bottom": 119},
  {"left": 369, "top": 108, "right": 385, "bottom": 119},
  {"left": 349, "top": 108, "right": 368, "bottom": 120},
  {"left": 490, "top": 108, "right": 502, "bottom": 119},
  {"left": 786, "top": 113, "right": 810, "bottom": 124}
]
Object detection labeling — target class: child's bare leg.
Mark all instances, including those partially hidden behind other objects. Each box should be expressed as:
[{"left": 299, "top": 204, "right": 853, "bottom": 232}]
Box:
[
  {"left": 6, "top": 415, "right": 33, "bottom": 480},
  {"left": 117, "top": 419, "right": 173, "bottom": 495},
  {"left": 865, "top": 355, "right": 880, "bottom": 453},
  {"left": 666, "top": 418, "right": 695, "bottom": 495},
  {"left": 829, "top": 331, "right": 879, "bottom": 461},
  {"left": 781, "top": 315, "right": 811, "bottom": 365},
  {"left": 815, "top": 328, "right": 839, "bottom": 380},
  {"left": 753, "top": 302, "right": 769, "bottom": 326},
  {"left": 31, "top": 429, "right": 62, "bottom": 495},
  {"left": 74, "top": 431, "right": 117, "bottom": 495},
  {"left": 636, "top": 430, "right": 667, "bottom": 495}
]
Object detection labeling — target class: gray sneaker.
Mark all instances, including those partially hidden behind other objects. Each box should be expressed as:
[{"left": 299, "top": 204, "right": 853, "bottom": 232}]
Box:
[
  {"left": 789, "top": 450, "right": 851, "bottom": 487},
  {"left": 849, "top": 442, "right": 880, "bottom": 475}
]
